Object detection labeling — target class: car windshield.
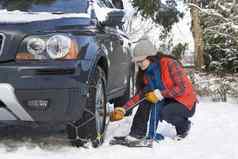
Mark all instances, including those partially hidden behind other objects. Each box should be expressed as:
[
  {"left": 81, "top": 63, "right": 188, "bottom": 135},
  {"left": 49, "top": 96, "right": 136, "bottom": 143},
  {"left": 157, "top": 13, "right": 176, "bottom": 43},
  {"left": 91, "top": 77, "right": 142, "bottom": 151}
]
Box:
[{"left": 0, "top": 0, "right": 89, "bottom": 13}]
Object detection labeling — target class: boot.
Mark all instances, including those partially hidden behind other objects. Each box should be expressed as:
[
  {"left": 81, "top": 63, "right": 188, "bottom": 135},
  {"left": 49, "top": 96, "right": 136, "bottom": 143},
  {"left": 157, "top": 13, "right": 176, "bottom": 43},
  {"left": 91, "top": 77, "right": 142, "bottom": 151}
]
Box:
[{"left": 176, "top": 121, "right": 191, "bottom": 139}]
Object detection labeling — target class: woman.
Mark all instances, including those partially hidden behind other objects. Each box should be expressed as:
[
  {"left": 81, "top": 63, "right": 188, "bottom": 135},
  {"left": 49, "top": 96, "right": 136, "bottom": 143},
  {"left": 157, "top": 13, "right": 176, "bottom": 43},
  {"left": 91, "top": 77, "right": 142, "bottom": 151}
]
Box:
[{"left": 111, "top": 51, "right": 197, "bottom": 141}]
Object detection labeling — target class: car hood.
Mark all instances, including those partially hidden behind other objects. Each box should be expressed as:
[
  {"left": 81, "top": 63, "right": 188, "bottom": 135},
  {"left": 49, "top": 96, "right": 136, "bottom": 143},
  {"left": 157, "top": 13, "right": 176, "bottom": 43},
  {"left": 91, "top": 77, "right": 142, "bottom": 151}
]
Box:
[
  {"left": 0, "top": 10, "right": 90, "bottom": 24},
  {"left": 0, "top": 11, "right": 92, "bottom": 62}
]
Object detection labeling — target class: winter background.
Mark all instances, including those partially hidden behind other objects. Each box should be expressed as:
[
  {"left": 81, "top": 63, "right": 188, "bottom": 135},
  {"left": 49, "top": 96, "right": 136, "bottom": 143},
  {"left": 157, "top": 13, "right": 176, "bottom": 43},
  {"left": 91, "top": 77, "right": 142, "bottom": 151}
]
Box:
[{"left": 0, "top": 0, "right": 238, "bottom": 159}]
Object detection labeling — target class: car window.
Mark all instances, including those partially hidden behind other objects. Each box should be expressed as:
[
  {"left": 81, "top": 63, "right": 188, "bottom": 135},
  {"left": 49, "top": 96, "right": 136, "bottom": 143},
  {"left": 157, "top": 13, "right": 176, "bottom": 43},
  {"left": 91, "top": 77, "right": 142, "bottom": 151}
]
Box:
[
  {"left": 102, "top": 0, "right": 114, "bottom": 8},
  {"left": 96, "top": 0, "right": 113, "bottom": 8},
  {"left": 96, "top": 0, "right": 107, "bottom": 7},
  {"left": 111, "top": 0, "right": 124, "bottom": 9},
  {"left": 0, "top": 0, "right": 89, "bottom": 13}
]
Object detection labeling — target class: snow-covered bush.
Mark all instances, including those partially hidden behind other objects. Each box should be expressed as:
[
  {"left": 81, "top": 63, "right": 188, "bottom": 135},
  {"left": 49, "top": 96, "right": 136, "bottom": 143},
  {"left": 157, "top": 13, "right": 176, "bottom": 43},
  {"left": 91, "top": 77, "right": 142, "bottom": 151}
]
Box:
[
  {"left": 171, "top": 43, "right": 188, "bottom": 60},
  {"left": 189, "top": 70, "right": 238, "bottom": 102},
  {"left": 199, "top": 1, "right": 238, "bottom": 74}
]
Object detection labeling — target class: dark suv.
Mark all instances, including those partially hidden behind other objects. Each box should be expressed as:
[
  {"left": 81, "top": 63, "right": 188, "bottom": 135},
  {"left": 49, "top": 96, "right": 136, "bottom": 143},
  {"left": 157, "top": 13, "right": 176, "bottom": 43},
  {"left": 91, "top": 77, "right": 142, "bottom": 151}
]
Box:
[{"left": 0, "top": 0, "right": 134, "bottom": 147}]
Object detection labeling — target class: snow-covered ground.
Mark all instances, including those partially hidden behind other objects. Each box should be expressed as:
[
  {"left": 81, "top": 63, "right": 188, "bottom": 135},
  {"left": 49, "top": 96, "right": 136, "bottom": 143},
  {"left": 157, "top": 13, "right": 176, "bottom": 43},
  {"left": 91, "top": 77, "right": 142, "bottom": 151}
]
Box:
[{"left": 0, "top": 99, "right": 237, "bottom": 159}]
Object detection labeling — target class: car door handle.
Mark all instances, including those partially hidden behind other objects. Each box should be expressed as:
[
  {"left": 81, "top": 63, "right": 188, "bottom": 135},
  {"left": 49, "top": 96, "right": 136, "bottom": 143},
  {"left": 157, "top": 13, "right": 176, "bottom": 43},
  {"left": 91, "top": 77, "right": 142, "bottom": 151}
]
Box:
[{"left": 119, "top": 39, "right": 124, "bottom": 45}]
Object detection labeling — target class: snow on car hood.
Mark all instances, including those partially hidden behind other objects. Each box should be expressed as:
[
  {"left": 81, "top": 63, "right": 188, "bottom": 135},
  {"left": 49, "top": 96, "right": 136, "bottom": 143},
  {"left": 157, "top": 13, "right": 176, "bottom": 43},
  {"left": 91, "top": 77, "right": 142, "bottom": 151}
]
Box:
[{"left": 0, "top": 10, "right": 90, "bottom": 24}]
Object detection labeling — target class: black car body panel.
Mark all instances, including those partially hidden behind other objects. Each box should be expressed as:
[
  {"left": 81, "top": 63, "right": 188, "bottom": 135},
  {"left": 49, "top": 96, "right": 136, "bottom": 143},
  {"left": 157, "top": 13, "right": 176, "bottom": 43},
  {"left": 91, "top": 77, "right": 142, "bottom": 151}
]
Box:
[{"left": 0, "top": 0, "right": 133, "bottom": 126}]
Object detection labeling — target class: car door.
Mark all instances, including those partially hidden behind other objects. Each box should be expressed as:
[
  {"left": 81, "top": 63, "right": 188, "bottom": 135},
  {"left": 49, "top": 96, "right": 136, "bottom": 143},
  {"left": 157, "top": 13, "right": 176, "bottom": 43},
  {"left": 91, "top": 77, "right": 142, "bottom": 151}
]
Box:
[
  {"left": 96, "top": 0, "right": 130, "bottom": 95},
  {"left": 102, "top": 27, "right": 127, "bottom": 94}
]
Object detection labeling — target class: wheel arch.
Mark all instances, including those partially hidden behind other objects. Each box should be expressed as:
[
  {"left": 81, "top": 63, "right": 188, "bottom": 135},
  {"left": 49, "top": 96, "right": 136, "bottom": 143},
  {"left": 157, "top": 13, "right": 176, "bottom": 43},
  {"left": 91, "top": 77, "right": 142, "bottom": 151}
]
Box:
[{"left": 97, "top": 56, "right": 108, "bottom": 81}]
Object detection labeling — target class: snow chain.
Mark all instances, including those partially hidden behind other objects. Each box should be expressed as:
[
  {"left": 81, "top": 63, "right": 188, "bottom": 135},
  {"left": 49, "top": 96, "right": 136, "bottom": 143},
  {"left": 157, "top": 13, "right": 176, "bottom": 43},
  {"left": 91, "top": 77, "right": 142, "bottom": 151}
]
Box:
[{"left": 67, "top": 83, "right": 110, "bottom": 145}]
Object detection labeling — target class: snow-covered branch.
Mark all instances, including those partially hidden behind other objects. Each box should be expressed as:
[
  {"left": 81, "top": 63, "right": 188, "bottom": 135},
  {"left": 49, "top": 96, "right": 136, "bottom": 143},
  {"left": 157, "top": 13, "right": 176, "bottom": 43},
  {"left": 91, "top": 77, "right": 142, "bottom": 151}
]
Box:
[
  {"left": 205, "top": 9, "right": 231, "bottom": 22},
  {"left": 187, "top": 3, "right": 203, "bottom": 11},
  {"left": 206, "top": 22, "right": 238, "bottom": 32},
  {"left": 217, "top": 2, "right": 235, "bottom": 17},
  {"left": 205, "top": 28, "right": 237, "bottom": 40},
  {"left": 187, "top": 3, "right": 231, "bottom": 23}
]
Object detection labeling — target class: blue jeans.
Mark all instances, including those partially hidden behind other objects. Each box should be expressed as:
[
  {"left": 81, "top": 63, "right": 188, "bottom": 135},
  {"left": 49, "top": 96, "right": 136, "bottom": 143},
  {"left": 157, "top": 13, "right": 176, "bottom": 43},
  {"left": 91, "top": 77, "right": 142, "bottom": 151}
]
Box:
[
  {"left": 148, "top": 99, "right": 196, "bottom": 138},
  {"left": 160, "top": 99, "right": 196, "bottom": 135}
]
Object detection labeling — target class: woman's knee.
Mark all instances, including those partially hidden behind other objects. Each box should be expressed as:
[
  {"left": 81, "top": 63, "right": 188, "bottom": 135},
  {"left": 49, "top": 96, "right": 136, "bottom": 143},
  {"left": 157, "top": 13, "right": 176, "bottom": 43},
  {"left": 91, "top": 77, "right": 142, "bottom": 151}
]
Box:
[
  {"left": 160, "top": 107, "right": 173, "bottom": 123},
  {"left": 160, "top": 103, "right": 186, "bottom": 125}
]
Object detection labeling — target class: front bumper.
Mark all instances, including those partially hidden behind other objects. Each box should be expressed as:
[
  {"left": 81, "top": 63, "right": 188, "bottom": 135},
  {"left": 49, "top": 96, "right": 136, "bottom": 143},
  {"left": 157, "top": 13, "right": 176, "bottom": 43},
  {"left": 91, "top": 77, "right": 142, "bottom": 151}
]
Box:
[{"left": 0, "top": 60, "right": 91, "bottom": 123}]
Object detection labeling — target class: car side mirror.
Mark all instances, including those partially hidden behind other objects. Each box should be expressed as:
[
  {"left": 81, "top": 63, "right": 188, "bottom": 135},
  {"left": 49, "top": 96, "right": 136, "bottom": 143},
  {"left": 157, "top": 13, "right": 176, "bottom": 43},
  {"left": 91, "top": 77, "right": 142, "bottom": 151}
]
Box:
[{"left": 102, "top": 10, "right": 125, "bottom": 27}]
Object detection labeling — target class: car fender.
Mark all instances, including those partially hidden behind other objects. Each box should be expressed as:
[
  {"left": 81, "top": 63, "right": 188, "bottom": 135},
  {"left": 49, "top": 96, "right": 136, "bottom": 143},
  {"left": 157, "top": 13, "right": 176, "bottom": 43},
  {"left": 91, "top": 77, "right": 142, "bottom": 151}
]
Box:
[{"left": 88, "top": 47, "right": 109, "bottom": 83}]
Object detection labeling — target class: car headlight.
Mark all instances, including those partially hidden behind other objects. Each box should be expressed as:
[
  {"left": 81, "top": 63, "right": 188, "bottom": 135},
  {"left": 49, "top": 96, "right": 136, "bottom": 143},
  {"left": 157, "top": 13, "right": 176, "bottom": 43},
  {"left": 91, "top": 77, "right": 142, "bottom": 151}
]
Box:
[
  {"left": 16, "top": 34, "right": 79, "bottom": 60},
  {"left": 27, "top": 38, "right": 46, "bottom": 55},
  {"left": 47, "top": 35, "right": 71, "bottom": 59}
]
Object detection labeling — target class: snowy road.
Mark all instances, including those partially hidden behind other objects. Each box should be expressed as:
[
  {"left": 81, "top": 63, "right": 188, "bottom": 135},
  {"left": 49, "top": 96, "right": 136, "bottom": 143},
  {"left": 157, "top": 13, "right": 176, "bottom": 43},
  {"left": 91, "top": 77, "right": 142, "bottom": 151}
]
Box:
[{"left": 0, "top": 99, "right": 238, "bottom": 159}]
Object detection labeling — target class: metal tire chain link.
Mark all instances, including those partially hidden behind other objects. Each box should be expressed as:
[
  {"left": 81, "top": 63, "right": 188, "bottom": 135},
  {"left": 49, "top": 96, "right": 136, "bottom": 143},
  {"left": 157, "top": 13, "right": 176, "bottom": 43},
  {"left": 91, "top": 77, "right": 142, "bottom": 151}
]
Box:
[
  {"left": 65, "top": 84, "right": 110, "bottom": 145},
  {"left": 20, "top": 83, "right": 109, "bottom": 147},
  {"left": 34, "top": 84, "right": 100, "bottom": 146},
  {"left": 44, "top": 85, "right": 144, "bottom": 146}
]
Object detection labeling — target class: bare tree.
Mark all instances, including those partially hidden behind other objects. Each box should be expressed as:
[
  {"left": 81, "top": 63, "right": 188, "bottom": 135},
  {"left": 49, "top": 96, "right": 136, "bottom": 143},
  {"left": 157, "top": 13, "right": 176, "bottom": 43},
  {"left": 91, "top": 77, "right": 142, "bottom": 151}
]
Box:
[{"left": 189, "top": 1, "right": 205, "bottom": 70}]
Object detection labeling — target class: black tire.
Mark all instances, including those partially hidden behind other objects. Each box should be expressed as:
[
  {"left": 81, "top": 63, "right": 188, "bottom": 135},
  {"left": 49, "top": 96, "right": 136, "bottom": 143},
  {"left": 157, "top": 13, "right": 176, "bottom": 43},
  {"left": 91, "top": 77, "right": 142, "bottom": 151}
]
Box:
[
  {"left": 66, "top": 66, "right": 107, "bottom": 147},
  {"left": 114, "top": 65, "right": 135, "bottom": 116}
]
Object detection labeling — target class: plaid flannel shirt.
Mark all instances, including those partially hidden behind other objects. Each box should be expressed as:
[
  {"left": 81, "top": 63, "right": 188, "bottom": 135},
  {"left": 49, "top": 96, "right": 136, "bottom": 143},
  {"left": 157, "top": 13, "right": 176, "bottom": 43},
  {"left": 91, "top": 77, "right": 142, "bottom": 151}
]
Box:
[
  {"left": 123, "top": 60, "right": 186, "bottom": 110},
  {"left": 161, "top": 60, "right": 185, "bottom": 98},
  {"left": 123, "top": 93, "right": 142, "bottom": 111}
]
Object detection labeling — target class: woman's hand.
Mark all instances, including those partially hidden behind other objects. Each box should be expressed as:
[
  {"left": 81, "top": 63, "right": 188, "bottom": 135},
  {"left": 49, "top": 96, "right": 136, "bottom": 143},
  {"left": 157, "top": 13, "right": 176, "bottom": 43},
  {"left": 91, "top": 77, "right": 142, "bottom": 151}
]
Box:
[{"left": 145, "top": 89, "right": 164, "bottom": 104}]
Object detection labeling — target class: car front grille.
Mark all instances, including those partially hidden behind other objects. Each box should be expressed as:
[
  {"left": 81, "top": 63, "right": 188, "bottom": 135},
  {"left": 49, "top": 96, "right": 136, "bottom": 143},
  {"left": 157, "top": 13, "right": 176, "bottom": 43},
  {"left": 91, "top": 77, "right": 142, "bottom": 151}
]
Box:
[{"left": 0, "top": 33, "right": 5, "bottom": 56}]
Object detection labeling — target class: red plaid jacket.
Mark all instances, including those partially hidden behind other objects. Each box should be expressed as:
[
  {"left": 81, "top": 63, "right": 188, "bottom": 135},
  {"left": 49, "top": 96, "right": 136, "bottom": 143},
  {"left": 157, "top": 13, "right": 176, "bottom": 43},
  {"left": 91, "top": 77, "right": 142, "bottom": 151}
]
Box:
[
  {"left": 160, "top": 57, "right": 197, "bottom": 110},
  {"left": 123, "top": 57, "right": 197, "bottom": 111}
]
